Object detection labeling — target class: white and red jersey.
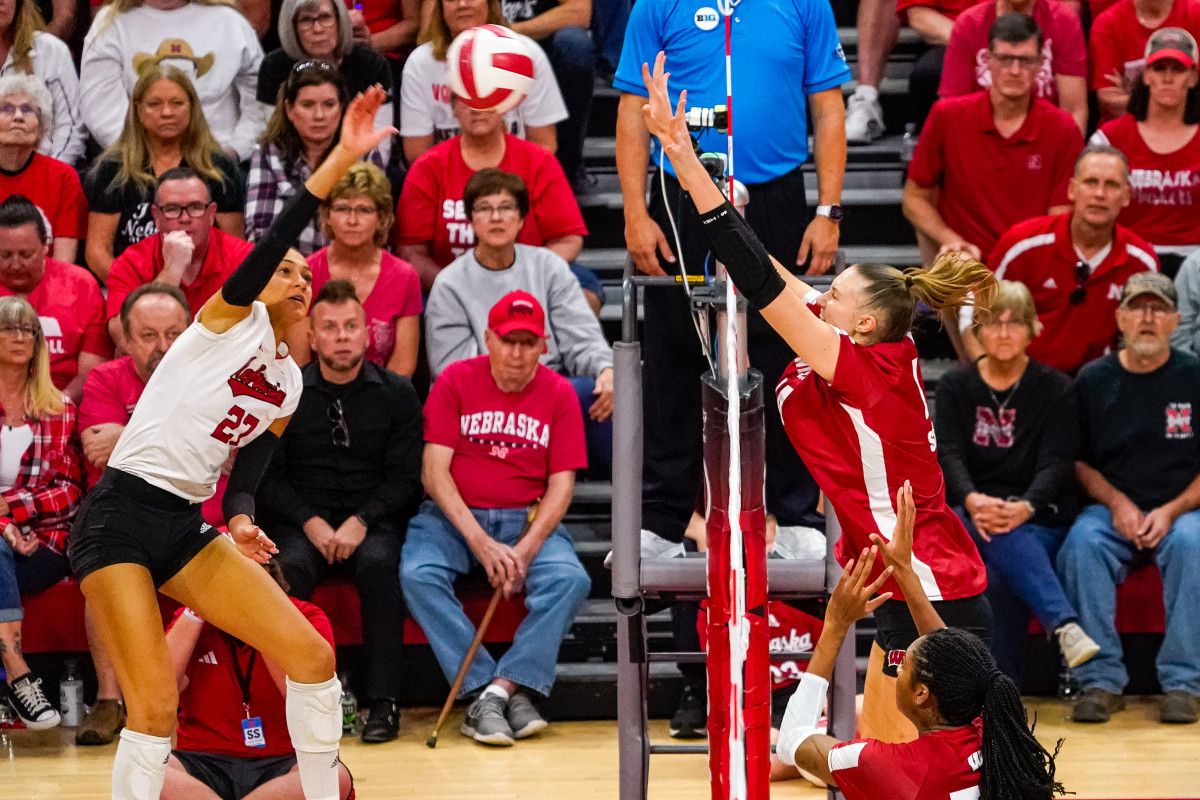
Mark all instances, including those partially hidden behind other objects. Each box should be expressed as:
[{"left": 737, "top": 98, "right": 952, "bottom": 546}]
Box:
[
  {"left": 829, "top": 725, "right": 983, "bottom": 800},
  {"left": 775, "top": 334, "right": 986, "bottom": 601},
  {"left": 108, "top": 302, "right": 302, "bottom": 502}
]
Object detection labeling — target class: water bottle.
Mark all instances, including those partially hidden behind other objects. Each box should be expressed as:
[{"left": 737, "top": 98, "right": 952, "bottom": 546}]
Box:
[
  {"left": 901, "top": 122, "right": 918, "bottom": 164},
  {"left": 60, "top": 659, "right": 84, "bottom": 727},
  {"left": 339, "top": 673, "right": 358, "bottom": 735}
]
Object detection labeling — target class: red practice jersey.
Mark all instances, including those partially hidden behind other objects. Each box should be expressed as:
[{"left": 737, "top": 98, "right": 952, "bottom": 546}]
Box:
[
  {"left": 829, "top": 725, "right": 983, "bottom": 800},
  {"left": 776, "top": 331, "right": 986, "bottom": 601}
]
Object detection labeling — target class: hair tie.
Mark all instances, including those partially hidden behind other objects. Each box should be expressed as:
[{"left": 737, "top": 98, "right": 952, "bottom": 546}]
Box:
[{"left": 904, "top": 274, "right": 914, "bottom": 290}]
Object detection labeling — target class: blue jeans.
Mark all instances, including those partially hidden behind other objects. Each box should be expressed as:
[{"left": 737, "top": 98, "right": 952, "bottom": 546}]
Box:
[
  {"left": 0, "top": 539, "right": 69, "bottom": 622},
  {"left": 955, "top": 509, "right": 1076, "bottom": 678},
  {"left": 567, "top": 375, "right": 613, "bottom": 477},
  {"left": 1057, "top": 504, "right": 1200, "bottom": 695},
  {"left": 400, "top": 502, "right": 591, "bottom": 697},
  {"left": 543, "top": 26, "right": 595, "bottom": 180}
]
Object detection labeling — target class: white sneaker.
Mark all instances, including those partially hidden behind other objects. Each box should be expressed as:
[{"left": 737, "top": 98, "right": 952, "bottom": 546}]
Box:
[
  {"left": 772, "top": 525, "right": 826, "bottom": 561},
  {"left": 604, "top": 528, "right": 686, "bottom": 568},
  {"left": 1055, "top": 622, "right": 1101, "bottom": 669},
  {"left": 845, "top": 92, "right": 885, "bottom": 145}
]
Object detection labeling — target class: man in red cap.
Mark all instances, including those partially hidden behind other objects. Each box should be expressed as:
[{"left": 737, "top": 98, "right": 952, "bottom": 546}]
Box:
[{"left": 401, "top": 290, "right": 591, "bottom": 747}]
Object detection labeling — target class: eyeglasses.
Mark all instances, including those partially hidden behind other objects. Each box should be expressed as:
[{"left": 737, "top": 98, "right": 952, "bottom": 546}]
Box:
[
  {"left": 988, "top": 53, "right": 1041, "bottom": 70},
  {"left": 1068, "top": 261, "right": 1090, "bottom": 305},
  {"left": 156, "top": 202, "right": 212, "bottom": 220},
  {"left": 330, "top": 203, "right": 379, "bottom": 218},
  {"left": 296, "top": 11, "right": 337, "bottom": 29},
  {"left": 471, "top": 203, "right": 520, "bottom": 218},
  {"left": 0, "top": 102, "right": 37, "bottom": 119},
  {"left": 328, "top": 399, "right": 350, "bottom": 448},
  {"left": 0, "top": 323, "right": 37, "bottom": 338},
  {"left": 979, "top": 318, "right": 1027, "bottom": 333},
  {"left": 1121, "top": 302, "right": 1173, "bottom": 318}
]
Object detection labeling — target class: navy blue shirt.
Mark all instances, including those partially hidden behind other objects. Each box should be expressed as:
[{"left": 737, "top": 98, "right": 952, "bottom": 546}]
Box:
[{"left": 613, "top": 0, "right": 850, "bottom": 183}]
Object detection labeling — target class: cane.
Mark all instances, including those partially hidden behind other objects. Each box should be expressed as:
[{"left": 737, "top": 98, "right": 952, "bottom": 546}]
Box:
[{"left": 425, "top": 501, "right": 540, "bottom": 748}]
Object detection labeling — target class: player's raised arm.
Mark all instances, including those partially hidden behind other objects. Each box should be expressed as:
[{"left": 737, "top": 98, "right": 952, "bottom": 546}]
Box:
[
  {"left": 199, "top": 86, "right": 397, "bottom": 331},
  {"left": 871, "top": 482, "right": 946, "bottom": 635}
]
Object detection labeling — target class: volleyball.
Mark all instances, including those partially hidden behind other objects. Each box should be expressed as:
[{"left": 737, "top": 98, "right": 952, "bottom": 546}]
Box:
[{"left": 446, "top": 24, "right": 535, "bottom": 114}]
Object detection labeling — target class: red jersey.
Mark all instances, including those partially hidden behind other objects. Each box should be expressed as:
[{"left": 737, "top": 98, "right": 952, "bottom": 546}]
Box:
[
  {"left": 991, "top": 213, "right": 1158, "bottom": 374},
  {"left": 78, "top": 356, "right": 144, "bottom": 486},
  {"left": 170, "top": 600, "right": 335, "bottom": 758},
  {"left": 776, "top": 334, "right": 986, "bottom": 601},
  {"left": 829, "top": 725, "right": 983, "bottom": 800},
  {"left": 105, "top": 228, "right": 253, "bottom": 322},
  {"left": 424, "top": 356, "right": 586, "bottom": 508},
  {"left": 1093, "top": 115, "right": 1200, "bottom": 247},
  {"left": 0, "top": 153, "right": 87, "bottom": 239},
  {"left": 908, "top": 92, "right": 1081, "bottom": 259},
  {"left": 0, "top": 259, "right": 111, "bottom": 390},
  {"left": 394, "top": 134, "right": 587, "bottom": 270},
  {"left": 1090, "top": 0, "right": 1200, "bottom": 99},
  {"left": 895, "top": 0, "right": 975, "bottom": 26},
  {"left": 938, "top": 0, "right": 1087, "bottom": 103}
]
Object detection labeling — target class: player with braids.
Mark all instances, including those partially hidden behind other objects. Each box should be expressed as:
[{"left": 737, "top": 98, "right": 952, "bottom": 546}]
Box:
[
  {"left": 640, "top": 54, "right": 998, "bottom": 741},
  {"left": 775, "top": 483, "right": 1066, "bottom": 800}
]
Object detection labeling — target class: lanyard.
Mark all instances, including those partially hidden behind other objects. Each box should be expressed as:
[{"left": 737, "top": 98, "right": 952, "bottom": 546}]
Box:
[{"left": 225, "top": 637, "right": 257, "bottom": 719}]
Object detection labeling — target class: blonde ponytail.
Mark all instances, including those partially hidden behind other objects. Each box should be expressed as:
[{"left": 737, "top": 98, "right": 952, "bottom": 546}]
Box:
[{"left": 855, "top": 251, "right": 996, "bottom": 343}]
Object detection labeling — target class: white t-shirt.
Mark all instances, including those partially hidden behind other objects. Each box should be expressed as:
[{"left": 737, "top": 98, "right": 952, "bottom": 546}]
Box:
[
  {"left": 399, "top": 38, "right": 567, "bottom": 142},
  {"left": 0, "top": 425, "right": 32, "bottom": 489},
  {"left": 109, "top": 302, "right": 302, "bottom": 503},
  {"left": 81, "top": 4, "right": 266, "bottom": 161},
  {"left": 0, "top": 32, "right": 86, "bottom": 166}
]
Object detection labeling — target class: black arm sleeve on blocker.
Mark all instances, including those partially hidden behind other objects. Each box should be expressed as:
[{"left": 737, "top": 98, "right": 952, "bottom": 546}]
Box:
[
  {"left": 222, "top": 430, "right": 281, "bottom": 523},
  {"left": 698, "top": 201, "right": 786, "bottom": 309},
  {"left": 221, "top": 188, "right": 323, "bottom": 306}
]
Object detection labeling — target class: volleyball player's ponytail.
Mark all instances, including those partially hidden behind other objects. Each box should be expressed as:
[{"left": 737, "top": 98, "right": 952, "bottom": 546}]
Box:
[
  {"left": 857, "top": 251, "right": 997, "bottom": 343},
  {"left": 912, "top": 628, "right": 1065, "bottom": 800}
]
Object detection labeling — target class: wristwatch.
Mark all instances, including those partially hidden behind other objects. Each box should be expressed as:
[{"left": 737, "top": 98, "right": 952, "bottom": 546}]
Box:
[{"left": 815, "top": 204, "right": 844, "bottom": 223}]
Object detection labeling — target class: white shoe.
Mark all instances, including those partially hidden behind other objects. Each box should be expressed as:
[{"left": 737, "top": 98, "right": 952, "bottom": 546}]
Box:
[
  {"left": 772, "top": 525, "right": 826, "bottom": 561},
  {"left": 845, "top": 92, "right": 885, "bottom": 145},
  {"left": 1055, "top": 622, "right": 1101, "bottom": 669},
  {"left": 604, "top": 528, "right": 686, "bottom": 568}
]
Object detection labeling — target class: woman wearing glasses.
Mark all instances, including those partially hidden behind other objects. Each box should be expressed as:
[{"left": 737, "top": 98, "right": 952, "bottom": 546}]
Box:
[
  {"left": 69, "top": 86, "right": 393, "bottom": 800},
  {"left": 86, "top": 64, "right": 246, "bottom": 282},
  {"left": 247, "top": 62, "right": 384, "bottom": 257}
]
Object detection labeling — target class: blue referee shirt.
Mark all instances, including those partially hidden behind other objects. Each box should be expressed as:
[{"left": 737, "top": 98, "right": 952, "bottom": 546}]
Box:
[{"left": 614, "top": 0, "right": 851, "bottom": 185}]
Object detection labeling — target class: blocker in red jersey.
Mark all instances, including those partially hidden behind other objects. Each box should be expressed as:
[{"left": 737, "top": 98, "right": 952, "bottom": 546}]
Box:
[{"left": 447, "top": 25, "right": 536, "bottom": 114}]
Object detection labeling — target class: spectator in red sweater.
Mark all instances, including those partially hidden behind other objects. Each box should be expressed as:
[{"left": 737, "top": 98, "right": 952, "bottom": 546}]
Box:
[
  {"left": 940, "top": 0, "right": 1088, "bottom": 133},
  {"left": 1091, "top": 27, "right": 1200, "bottom": 277},
  {"left": 0, "top": 196, "right": 109, "bottom": 403},
  {"left": 1090, "top": 0, "right": 1200, "bottom": 120},
  {"left": 105, "top": 166, "right": 252, "bottom": 350}
]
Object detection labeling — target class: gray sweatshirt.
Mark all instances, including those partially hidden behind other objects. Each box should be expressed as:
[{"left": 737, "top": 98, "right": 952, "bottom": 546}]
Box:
[
  {"left": 426, "top": 244, "right": 612, "bottom": 378},
  {"left": 1173, "top": 251, "right": 1200, "bottom": 357}
]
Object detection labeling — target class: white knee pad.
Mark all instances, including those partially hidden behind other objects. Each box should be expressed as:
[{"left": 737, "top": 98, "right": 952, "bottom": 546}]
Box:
[
  {"left": 776, "top": 672, "right": 829, "bottom": 769},
  {"left": 112, "top": 729, "right": 171, "bottom": 800},
  {"left": 285, "top": 675, "right": 343, "bottom": 753}
]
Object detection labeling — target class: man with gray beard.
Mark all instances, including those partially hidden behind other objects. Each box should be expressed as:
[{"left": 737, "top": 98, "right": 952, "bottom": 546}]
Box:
[{"left": 1058, "top": 272, "right": 1200, "bottom": 725}]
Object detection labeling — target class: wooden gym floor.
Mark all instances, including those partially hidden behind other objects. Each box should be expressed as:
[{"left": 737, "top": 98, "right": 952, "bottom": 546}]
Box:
[{"left": 3, "top": 698, "right": 1197, "bottom": 799}]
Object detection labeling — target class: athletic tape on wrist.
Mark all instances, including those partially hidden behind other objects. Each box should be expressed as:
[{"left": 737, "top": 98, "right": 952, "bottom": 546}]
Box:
[
  {"left": 775, "top": 672, "right": 829, "bottom": 768},
  {"left": 698, "top": 201, "right": 786, "bottom": 309}
]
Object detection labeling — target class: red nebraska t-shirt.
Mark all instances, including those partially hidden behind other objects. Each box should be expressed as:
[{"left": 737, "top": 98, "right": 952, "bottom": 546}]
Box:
[
  {"left": 0, "top": 259, "right": 111, "bottom": 390},
  {"left": 1090, "top": 0, "right": 1200, "bottom": 98},
  {"left": 171, "top": 600, "right": 335, "bottom": 758},
  {"left": 776, "top": 334, "right": 986, "bottom": 602},
  {"left": 895, "top": 0, "right": 976, "bottom": 25},
  {"left": 828, "top": 725, "right": 983, "bottom": 800},
  {"left": 394, "top": 134, "right": 588, "bottom": 270},
  {"left": 0, "top": 153, "right": 87, "bottom": 239},
  {"left": 908, "top": 91, "right": 1082, "bottom": 258},
  {"left": 939, "top": 0, "right": 1087, "bottom": 103},
  {"left": 105, "top": 228, "right": 253, "bottom": 321},
  {"left": 1093, "top": 115, "right": 1200, "bottom": 247},
  {"left": 424, "top": 355, "right": 586, "bottom": 508},
  {"left": 78, "top": 356, "right": 144, "bottom": 487}
]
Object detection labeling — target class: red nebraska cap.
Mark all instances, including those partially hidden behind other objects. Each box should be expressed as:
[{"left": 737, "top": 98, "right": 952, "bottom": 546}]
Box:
[{"left": 487, "top": 290, "right": 545, "bottom": 337}]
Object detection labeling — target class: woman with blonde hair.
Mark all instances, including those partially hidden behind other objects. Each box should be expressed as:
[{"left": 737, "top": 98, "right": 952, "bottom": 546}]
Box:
[
  {"left": 85, "top": 63, "right": 245, "bottom": 280},
  {"left": 0, "top": 295, "right": 82, "bottom": 730},
  {"left": 399, "top": 0, "right": 565, "bottom": 165},
  {"left": 80, "top": 0, "right": 266, "bottom": 161},
  {"left": 641, "top": 54, "right": 997, "bottom": 741},
  {"left": 0, "top": 0, "right": 85, "bottom": 164},
  {"left": 290, "top": 161, "right": 420, "bottom": 375}
]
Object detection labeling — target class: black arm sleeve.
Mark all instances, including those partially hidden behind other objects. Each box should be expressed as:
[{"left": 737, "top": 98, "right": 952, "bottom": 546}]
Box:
[
  {"left": 255, "top": 436, "right": 320, "bottom": 528},
  {"left": 697, "top": 200, "right": 786, "bottom": 309},
  {"left": 221, "top": 188, "right": 323, "bottom": 306},
  {"left": 223, "top": 430, "right": 281, "bottom": 522}
]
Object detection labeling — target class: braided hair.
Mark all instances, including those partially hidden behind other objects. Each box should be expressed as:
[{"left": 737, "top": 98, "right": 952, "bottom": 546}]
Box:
[{"left": 911, "top": 628, "right": 1065, "bottom": 800}]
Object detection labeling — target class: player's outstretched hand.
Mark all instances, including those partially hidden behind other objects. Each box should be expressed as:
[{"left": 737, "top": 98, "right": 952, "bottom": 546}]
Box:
[
  {"left": 825, "top": 546, "right": 893, "bottom": 629},
  {"left": 229, "top": 518, "right": 280, "bottom": 565},
  {"left": 337, "top": 84, "right": 396, "bottom": 158},
  {"left": 870, "top": 481, "right": 915, "bottom": 575},
  {"left": 640, "top": 52, "right": 692, "bottom": 159}
]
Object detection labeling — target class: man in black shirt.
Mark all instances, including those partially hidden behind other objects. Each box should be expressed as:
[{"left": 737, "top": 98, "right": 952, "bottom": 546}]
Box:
[
  {"left": 258, "top": 280, "right": 422, "bottom": 743},
  {"left": 1059, "top": 272, "right": 1200, "bottom": 725}
]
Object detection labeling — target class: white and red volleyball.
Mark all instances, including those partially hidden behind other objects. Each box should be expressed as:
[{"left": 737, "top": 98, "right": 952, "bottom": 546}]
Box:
[{"left": 446, "top": 24, "right": 535, "bottom": 114}]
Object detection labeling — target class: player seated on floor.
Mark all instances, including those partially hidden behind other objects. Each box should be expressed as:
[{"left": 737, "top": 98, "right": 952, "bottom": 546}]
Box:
[
  {"left": 162, "top": 560, "right": 354, "bottom": 800},
  {"left": 776, "top": 484, "right": 1065, "bottom": 800}
]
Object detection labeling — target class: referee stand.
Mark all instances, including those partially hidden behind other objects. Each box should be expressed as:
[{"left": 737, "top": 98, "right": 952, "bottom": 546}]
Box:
[{"left": 612, "top": 270, "right": 856, "bottom": 800}]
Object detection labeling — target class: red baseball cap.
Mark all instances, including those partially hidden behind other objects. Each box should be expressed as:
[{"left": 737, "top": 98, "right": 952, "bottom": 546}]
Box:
[
  {"left": 488, "top": 290, "right": 546, "bottom": 337},
  {"left": 1145, "top": 27, "right": 1198, "bottom": 69}
]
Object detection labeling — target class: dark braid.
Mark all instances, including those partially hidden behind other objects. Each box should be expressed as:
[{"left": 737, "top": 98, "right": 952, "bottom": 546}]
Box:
[{"left": 912, "top": 628, "right": 1066, "bottom": 800}]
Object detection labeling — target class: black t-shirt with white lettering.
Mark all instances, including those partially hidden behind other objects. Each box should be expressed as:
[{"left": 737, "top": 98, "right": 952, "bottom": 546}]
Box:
[{"left": 1075, "top": 349, "right": 1200, "bottom": 510}]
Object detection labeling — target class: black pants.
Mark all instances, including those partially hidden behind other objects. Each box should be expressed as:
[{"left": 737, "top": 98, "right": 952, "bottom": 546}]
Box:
[
  {"left": 642, "top": 168, "right": 822, "bottom": 543},
  {"left": 909, "top": 45, "right": 946, "bottom": 131},
  {"left": 271, "top": 511, "right": 405, "bottom": 701}
]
